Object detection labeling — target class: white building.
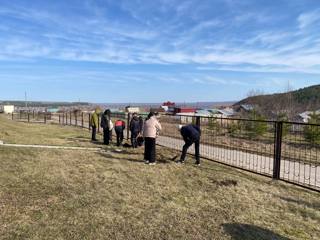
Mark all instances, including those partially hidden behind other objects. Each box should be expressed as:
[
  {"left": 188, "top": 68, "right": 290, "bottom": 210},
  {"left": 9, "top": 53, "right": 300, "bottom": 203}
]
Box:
[
  {"left": 299, "top": 110, "right": 320, "bottom": 123},
  {"left": 1, "top": 105, "right": 15, "bottom": 114},
  {"left": 125, "top": 107, "right": 140, "bottom": 113}
]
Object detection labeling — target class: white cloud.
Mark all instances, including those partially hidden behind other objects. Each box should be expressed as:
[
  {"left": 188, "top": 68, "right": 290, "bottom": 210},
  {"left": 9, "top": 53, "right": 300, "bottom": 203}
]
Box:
[
  {"left": 298, "top": 9, "right": 320, "bottom": 29},
  {"left": 0, "top": 1, "right": 320, "bottom": 76}
]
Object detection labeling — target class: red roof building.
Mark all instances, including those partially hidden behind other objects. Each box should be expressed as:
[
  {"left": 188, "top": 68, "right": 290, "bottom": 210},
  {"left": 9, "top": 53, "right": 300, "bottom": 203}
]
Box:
[
  {"left": 162, "top": 101, "right": 175, "bottom": 107},
  {"left": 174, "top": 107, "right": 196, "bottom": 114}
]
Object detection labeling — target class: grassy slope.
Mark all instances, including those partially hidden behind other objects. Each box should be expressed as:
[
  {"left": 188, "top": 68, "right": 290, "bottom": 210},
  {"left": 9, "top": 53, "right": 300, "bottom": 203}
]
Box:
[
  {"left": 0, "top": 114, "right": 319, "bottom": 240},
  {"left": 0, "top": 114, "right": 98, "bottom": 147}
]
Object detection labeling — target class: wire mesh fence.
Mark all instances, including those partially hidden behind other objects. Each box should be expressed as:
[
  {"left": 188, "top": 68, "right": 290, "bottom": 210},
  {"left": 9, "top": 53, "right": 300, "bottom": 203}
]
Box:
[{"left": 9, "top": 111, "right": 320, "bottom": 191}]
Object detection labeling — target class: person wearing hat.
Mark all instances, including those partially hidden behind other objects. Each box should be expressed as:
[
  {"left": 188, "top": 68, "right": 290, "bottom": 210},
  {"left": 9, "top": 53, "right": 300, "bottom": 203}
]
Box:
[{"left": 177, "top": 124, "right": 201, "bottom": 165}]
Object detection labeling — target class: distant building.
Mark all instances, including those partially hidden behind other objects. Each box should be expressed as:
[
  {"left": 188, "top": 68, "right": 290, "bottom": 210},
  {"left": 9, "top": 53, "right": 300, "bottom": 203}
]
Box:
[
  {"left": 1, "top": 105, "right": 15, "bottom": 114},
  {"left": 47, "top": 108, "right": 60, "bottom": 113},
  {"left": 161, "top": 101, "right": 176, "bottom": 112},
  {"left": 240, "top": 104, "right": 254, "bottom": 111},
  {"left": 217, "top": 108, "right": 236, "bottom": 118},
  {"left": 195, "top": 108, "right": 235, "bottom": 118},
  {"left": 174, "top": 107, "right": 196, "bottom": 114},
  {"left": 233, "top": 104, "right": 254, "bottom": 114},
  {"left": 162, "top": 101, "right": 175, "bottom": 107},
  {"left": 125, "top": 106, "right": 140, "bottom": 113},
  {"left": 298, "top": 110, "right": 320, "bottom": 123},
  {"left": 150, "top": 107, "right": 166, "bottom": 114}
]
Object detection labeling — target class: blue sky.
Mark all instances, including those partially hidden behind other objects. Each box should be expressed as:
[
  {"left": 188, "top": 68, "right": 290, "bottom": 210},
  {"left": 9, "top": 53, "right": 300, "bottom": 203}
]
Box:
[{"left": 0, "top": 0, "right": 319, "bottom": 103}]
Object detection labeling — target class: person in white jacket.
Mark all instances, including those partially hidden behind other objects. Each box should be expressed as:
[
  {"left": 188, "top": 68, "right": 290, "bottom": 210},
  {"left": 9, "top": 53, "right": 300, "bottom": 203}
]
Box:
[{"left": 143, "top": 112, "right": 162, "bottom": 165}]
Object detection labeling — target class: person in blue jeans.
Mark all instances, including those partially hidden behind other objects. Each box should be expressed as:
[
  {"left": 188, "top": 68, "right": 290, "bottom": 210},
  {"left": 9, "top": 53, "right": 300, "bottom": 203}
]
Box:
[{"left": 177, "top": 124, "right": 201, "bottom": 165}]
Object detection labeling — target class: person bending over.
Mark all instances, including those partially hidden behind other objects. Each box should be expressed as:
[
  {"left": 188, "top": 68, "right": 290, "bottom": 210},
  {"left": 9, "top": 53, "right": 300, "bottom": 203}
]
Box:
[
  {"left": 114, "top": 119, "right": 126, "bottom": 146},
  {"left": 178, "top": 124, "right": 201, "bottom": 165}
]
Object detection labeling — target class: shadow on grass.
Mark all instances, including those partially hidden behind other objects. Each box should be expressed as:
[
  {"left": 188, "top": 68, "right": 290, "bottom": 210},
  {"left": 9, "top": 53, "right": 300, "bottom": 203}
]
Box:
[
  {"left": 97, "top": 151, "right": 172, "bottom": 164},
  {"left": 222, "top": 223, "right": 291, "bottom": 240},
  {"left": 98, "top": 152, "right": 145, "bottom": 163}
]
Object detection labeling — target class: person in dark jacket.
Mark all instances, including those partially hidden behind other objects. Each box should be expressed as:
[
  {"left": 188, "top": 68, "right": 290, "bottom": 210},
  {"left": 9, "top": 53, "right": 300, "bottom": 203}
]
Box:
[
  {"left": 129, "top": 113, "right": 140, "bottom": 148},
  {"left": 178, "top": 124, "right": 201, "bottom": 165},
  {"left": 100, "top": 109, "right": 112, "bottom": 145},
  {"left": 137, "top": 116, "right": 144, "bottom": 147},
  {"left": 114, "top": 119, "right": 126, "bottom": 146}
]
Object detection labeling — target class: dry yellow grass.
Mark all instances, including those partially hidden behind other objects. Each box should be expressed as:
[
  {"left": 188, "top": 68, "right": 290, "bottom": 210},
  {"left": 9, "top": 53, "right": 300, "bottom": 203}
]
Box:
[
  {"left": 0, "top": 114, "right": 98, "bottom": 147},
  {"left": 0, "top": 114, "right": 319, "bottom": 240}
]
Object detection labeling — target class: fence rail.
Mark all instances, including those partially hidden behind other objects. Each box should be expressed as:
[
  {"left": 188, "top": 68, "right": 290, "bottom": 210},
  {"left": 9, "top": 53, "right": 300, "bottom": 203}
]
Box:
[{"left": 10, "top": 111, "right": 320, "bottom": 192}]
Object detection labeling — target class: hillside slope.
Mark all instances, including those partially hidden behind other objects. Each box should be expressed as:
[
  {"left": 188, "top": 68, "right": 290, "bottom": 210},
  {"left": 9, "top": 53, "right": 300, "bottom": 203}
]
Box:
[{"left": 235, "top": 84, "right": 320, "bottom": 116}]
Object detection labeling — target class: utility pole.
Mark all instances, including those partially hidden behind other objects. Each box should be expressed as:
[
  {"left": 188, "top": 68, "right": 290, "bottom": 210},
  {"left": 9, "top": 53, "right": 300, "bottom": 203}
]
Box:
[{"left": 25, "top": 91, "right": 28, "bottom": 109}]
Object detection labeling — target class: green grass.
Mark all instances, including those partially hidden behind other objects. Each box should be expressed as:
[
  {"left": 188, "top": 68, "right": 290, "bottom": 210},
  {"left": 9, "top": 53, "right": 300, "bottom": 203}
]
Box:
[{"left": 0, "top": 114, "right": 319, "bottom": 240}]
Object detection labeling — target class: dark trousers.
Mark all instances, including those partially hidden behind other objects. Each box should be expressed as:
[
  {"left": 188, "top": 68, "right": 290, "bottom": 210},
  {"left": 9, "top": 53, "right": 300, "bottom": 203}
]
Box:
[
  {"left": 91, "top": 126, "right": 97, "bottom": 141},
  {"left": 181, "top": 139, "right": 200, "bottom": 163},
  {"left": 131, "top": 131, "right": 139, "bottom": 148},
  {"left": 103, "top": 128, "right": 110, "bottom": 145},
  {"left": 144, "top": 137, "right": 156, "bottom": 163},
  {"left": 115, "top": 127, "right": 124, "bottom": 146}
]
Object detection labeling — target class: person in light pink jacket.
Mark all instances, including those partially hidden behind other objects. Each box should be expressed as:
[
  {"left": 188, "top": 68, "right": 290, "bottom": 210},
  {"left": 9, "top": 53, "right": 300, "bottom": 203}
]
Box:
[{"left": 143, "top": 112, "right": 162, "bottom": 165}]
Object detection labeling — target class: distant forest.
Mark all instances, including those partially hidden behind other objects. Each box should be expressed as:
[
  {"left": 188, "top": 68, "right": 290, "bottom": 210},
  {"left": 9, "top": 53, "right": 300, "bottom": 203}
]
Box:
[
  {"left": 235, "top": 84, "right": 320, "bottom": 119},
  {"left": 0, "top": 101, "right": 90, "bottom": 108}
]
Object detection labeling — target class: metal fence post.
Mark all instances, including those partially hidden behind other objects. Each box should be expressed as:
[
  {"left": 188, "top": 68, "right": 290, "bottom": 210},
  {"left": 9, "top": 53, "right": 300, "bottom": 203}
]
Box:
[
  {"left": 69, "top": 112, "right": 71, "bottom": 125},
  {"left": 59, "top": 114, "right": 61, "bottom": 124},
  {"left": 28, "top": 113, "right": 30, "bottom": 123},
  {"left": 97, "top": 115, "right": 100, "bottom": 133},
  {"left": 89, "top": 114, "right": 91, "bottom": 130},
  {"left": 127, "top": 113, "right": 131, "bottom": 140},
  {"left": 44, "top": 113, "right": 47, "bottom": 124},
  {"left": 196, "top": 116, "right": 201, "bottom": 160},
  {"left": 81, "top": 112, "right": 84, "bottom": 128},
  {"left": 12, "top": 112, "right": 14, "bottom": 120},
  {"left": 273, "top": 121, "right": 283, "bottom": 179},
  {"left": 75, "top": 113, "right": 78, "bottom": 126},
  {"left": 196, "top": 116, "right": 201, "bottom": 128}
]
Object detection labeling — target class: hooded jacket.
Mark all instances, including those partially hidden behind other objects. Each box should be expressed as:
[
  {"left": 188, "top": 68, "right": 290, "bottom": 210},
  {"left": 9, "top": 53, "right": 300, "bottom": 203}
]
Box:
[
  {"left": 90, "top": 110, "right": 99, "bottom": 127},
  {"left": 130, "top": 116, "right": 140, "bottom": 133},
  {"left": 100, "top": 114, "right": 111, "bottom": 129}
]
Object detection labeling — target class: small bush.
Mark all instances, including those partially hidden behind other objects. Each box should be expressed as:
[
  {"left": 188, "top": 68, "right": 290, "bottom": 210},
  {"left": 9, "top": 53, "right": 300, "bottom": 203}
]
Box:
[
  {"left": 227, "top": 122, "right": 240, "bottom": 137},
  {"left": 242, "top": 111, "right": 268, "bottom": 139},
  {"left": 277, "top": 113, "right": 290, "bottom": 137}
]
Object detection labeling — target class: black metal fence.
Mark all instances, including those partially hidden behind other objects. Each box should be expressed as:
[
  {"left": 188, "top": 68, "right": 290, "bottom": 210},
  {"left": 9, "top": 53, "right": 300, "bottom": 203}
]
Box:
[
  {"left": 11, "top": 111, "right": 52, "bottom": 123},
  {"left": 10, "top": 111, "right": 320, "bottom": 191}
]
